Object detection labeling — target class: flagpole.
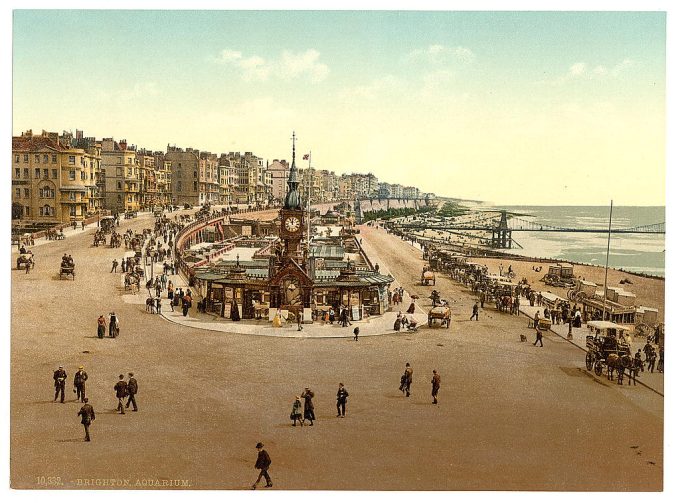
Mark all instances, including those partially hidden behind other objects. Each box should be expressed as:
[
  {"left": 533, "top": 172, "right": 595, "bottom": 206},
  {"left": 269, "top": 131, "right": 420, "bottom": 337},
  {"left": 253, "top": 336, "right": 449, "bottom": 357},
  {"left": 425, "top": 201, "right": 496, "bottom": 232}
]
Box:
[
  {"left": 602, "top": 200, "right": 613, "bottom": 321},
  {"left": 307, "top": 151, "right": 312, "bottom": 246}
]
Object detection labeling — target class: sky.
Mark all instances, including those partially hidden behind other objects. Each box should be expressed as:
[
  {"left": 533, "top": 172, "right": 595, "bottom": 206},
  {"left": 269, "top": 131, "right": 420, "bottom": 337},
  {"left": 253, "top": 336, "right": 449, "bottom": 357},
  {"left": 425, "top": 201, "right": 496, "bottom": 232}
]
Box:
[{"left": 11, "top": 8, "right": 667, "bottom": 205}]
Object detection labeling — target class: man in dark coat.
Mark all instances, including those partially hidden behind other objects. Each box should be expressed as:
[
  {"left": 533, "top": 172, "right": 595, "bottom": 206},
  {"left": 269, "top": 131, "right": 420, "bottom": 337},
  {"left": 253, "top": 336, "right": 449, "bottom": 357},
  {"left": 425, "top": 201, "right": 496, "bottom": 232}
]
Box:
[
  {"left": 399, "top": 363, "right": 413, "bottom": 397},
  {"left": 336, "top": 383, "right": 349, "bottom": 417},
  {"left": 470, "top": 302, "right": 479, "bottom": 321},
  {"left": 77, "top": 398, "right": 95, "bottom": 441},
  {"left": 301, "top": 387, "right": 315, "bottom": 426},
  {"left": 53, "top": 365, "right": 67, "bottom": 403},
  {"left": 73, "top": 366, "right": 88, "bottom": 403},
  {"left": 431, "top": 370, "right": 441, "bottom": 405},
  {"left": 114, "top": 374, "right": 128, "bottom": 414},
  {"left": 126, "top": 372, "right": 138, "bottom": 411},
  {"left": 252, "top": 442, "right": 272, "bottom": 489}
]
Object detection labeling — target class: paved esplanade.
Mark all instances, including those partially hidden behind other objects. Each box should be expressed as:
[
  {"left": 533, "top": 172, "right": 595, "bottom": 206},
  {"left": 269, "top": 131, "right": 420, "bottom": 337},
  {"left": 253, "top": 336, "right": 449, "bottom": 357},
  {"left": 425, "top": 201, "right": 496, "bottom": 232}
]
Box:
[{"left": 10, "top": 212, "right": 662, "bottom": 490}]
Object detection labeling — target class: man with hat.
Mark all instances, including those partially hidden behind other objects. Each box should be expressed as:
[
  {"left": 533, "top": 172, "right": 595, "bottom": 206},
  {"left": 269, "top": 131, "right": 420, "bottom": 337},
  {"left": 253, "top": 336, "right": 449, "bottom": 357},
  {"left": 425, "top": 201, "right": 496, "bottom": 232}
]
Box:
[
  {"left": 53, "top": 365, "right": 67, "bottom": 403},
  {"left": 336, "top": 383, "right": 349, "bottom": 417},
  {"left": 114, "top": 374, "right": 128, "bottom": 414},
  {"left": 73, "top": 365, "right": 88, "bottom": 403},
  {"left": 126, "top": 372, "right": 138, "bottom": 411},
  {"left": 252, "top": 442, "right": 272, "bottom": 489},
  {"left": 77, "top": 398, "right": 95, "bottom": 442}
]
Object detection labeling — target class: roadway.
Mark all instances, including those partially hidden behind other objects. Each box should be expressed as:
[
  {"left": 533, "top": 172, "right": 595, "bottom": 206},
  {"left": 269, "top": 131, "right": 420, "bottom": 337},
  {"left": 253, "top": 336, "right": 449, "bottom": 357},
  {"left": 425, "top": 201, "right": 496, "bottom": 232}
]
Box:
[{"left": 9, "top": 212, "right": 663, "bottom": 490}]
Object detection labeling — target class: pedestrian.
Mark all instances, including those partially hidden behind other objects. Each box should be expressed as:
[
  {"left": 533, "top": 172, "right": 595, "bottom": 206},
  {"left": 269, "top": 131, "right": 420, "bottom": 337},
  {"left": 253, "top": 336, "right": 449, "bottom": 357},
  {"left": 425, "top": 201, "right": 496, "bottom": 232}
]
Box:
[
  {"left": 657, "top": 347, "right": 664, "bottom": 373},
  {"left": 155, "top": 296, "right": 161, "bottom": 314},
  {"left": 97, "top": 315, "right": 106, "bottom": 338},
  {"left": 114, "top": 374, "right": 128, "bottom": 414},
  {"left": 336, "top": 383, "right": 349, "bottom": 417},
  {"left": 399, "top": 363, "right": 413, "bottom": 397},
  {"left": 533, "top": 328, "right": 543, "bottom": 347},
  {"left": 353, "top": 326, "right": 359, "bottom": 341},
  {"left": 301, "top": 387, "right": 315, "bottom": 426},
  {"left": 109, "top": 312, "right": 119, "bottom": 338},
  {"left": 73, "top": 365, "right": 88, "bottom": 403},
  {"left": 290, "top": 396, "right": 304, "bottom": 426},
  {"left": 53, "top": 365, "right": 67, "bottom": 403},
  {"left": 77, "top": 398, "right": 95, "bottom": 442},
  {"left": 406, "top": 300, "right": 416, "bottom": 314},
  {"left": 252, "top": 442, "right": 272, "bottom": 489},
  {"left": 533, "top": 311, "right": 540, "bottom": 329},
  {"left": 470, "top": 302, "right": 479, "bottom": 321},
  {"left": 297, "top": 310, "right": 303, "bottom": 331},
  {"left": 126, "top": 372, "right": 138, "bottom": 411},
  {"left": 647, "top": 348, "right": 657, "bottom": 373},
  {"left": 431, "top": 370, "right": 441, "bottom": 405},
  {"left": 111, "top": 259, "right": 118, "bottom": 273}
]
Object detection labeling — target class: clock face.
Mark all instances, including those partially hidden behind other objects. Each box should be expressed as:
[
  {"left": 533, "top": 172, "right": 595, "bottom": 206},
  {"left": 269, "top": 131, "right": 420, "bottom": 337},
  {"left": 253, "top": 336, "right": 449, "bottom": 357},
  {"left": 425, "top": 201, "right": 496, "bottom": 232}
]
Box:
[{"left": 285, "top": 216, "right": 301, "bottom": 232}]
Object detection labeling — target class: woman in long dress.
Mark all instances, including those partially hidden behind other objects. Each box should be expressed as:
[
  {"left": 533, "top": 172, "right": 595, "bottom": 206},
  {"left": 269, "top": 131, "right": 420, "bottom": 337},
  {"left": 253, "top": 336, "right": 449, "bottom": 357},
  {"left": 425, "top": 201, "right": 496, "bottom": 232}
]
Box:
[
  {"left": 272, "top": 310, "right": 282, "bottom": 328},
  {"left": 290, "top": 396, "right": 303, "bottom": 426}
]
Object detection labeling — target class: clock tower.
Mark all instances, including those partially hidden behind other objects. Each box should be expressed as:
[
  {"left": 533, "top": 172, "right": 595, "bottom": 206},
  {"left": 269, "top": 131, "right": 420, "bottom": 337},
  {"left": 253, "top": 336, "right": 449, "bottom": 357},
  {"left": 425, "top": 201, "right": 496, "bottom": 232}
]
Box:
[{"left": 280, "top": 132, "right": 305, "bottom": 262}]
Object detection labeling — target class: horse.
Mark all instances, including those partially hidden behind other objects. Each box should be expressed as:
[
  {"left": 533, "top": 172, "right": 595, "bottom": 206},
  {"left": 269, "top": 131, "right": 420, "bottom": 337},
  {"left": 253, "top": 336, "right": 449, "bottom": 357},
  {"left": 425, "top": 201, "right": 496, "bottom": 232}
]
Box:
[
  {"left": 145, "top": 297, "right": 155, "bottom": 313},
  {"left": 606, "top": 353, "right": 619, "bottom": 381}
]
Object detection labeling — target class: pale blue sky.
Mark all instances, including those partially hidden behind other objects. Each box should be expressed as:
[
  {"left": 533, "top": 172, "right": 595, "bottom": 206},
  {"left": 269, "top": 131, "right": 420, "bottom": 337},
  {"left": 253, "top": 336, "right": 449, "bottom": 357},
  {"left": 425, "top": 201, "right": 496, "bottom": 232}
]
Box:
[{"left": 12, "top": 10, "right": 667, "bottom": 204}]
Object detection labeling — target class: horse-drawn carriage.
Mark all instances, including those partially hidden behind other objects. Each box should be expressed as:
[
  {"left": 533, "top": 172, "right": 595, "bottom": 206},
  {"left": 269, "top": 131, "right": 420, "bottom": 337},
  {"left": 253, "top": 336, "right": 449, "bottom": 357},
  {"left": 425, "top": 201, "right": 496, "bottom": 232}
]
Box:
[
  {"left": 124, "top": 210, "right": 137, "bottom": 219},
  {"left": 585, "top": 321, "right": 632, "bottom": 381},
  {"left": 421, "top": 267, "right": 436, "bottom": 286},
  {"left": 428, "top": 303, "right": 451, "bottom": 328},
  {"left": 93, "top": 230, "right": 107, "bottom": 246},
  {"left": 59, "top": 264, "right": 75, "bottom": 280},
  {"left": 16, "top": 251, "right": 34, "bottom": 270},
  {"left": 110, "top": 232, "right": 122, "bottom": 248},
  {"left": 100, "top": 216, "right": 116, "bottom": 234},
  {"left": 541, "top": 263, "right": 576, "bottom": 288}
]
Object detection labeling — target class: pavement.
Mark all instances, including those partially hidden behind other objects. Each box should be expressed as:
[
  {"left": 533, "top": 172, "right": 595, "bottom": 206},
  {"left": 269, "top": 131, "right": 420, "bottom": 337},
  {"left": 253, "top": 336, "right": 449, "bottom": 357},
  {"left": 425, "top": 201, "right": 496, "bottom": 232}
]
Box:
[{"left": 518, "top": 302, "right": 664, "bottom": 395}]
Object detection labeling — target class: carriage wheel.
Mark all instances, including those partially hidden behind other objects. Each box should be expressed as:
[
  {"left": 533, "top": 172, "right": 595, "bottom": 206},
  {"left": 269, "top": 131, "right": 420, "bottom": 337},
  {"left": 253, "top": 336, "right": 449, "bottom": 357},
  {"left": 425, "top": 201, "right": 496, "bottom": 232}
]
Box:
[
  {"left": 594, "top": 360, "right": 603, "bottom": 376},
  {"left": 575, "top": 291, "right": 587, "bottom": 302},
  {"left": 586, "top": 352, "right": 593, "bottom": 371},
  {"left": 567, "top": 290, "right": 575, "bottom": 301}
]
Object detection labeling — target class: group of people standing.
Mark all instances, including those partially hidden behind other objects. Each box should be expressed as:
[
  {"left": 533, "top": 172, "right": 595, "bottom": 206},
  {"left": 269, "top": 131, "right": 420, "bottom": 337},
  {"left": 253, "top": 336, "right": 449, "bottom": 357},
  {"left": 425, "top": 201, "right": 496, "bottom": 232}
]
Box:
[
  {"left": 97, "top": 312, "right": 120, "bottom": 338},
  {"left": 52, "top": 366, "right": 139, "bottom": 441}
]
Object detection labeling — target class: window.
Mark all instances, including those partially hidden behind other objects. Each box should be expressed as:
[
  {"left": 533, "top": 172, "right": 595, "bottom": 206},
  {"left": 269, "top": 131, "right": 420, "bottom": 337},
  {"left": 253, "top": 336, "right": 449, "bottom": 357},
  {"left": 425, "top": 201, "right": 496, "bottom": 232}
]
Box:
[
  {"left": 127, "top": 168, "right": 132, "bottom": 176},
  {"left": 23, "top": 154, "right": 29, "bottom": 162},
  {"left": 69, "top": 207, "right": 76, "bottom": 217},
  {"left": 117, "top": 194, "right": 122, "bottom": 202},
  {"left": 43, "top": 169, "right": 48, "bottom": 179},
  {"left": 194, "top": 171, "right": 198, "bottom": 179},
  {"left": 128, "top": 196, "right": 132, "bottom": 202},
  {"left": 24, "top": 168, "right": 29, "bottom": 178},
  {"left": 177, "top": 181, "right": 182, "bottom": 192},
  {"left": 68, "top": 156, "right": 76, "bottom": 165},
  {"left": 35, "top": 168, "right": 40, "bottom": 178},
  {"left": 52, "top": 169, "right": 57, "bottom": 179},
  {"left": 194, "top": 181, "right": 198, "bottom": 191},
  {"left": 81, "top": 171, "right": 86, "bottom": 180},
  {"left": 15, "top": 168, "right": 20, "bottom": 178},
  {"left": 25, "top": 206, "right": 31, "bottom": 216},
  {"left": 35, "top": 154, "right": 40, "bottom": 163},
  {"left": 116, "top": 167, "right": 122, "bottom": 177},
  {"left": 15, "top": 188, "right": 21, "bottom": 198},
  {"left": 69, "top": 192, "right": 75, "bottom": 200},
  {"left": 69, "top": 170, "right": 76, "bottom": 180},
  {"left": 24, "top": 188, "right": 30, "bottom": 198},
  {"left": 52, "top": 154, "right": 57, "bottom": 163},
  {"left": 15, "top": 155, "right": 19, "bottom": 163},
  {"left": 117, "top": 182, "right": 122, "bottom": 190},
  {"left": 43, "top": 154, "right": 49, "bottom": 163}
]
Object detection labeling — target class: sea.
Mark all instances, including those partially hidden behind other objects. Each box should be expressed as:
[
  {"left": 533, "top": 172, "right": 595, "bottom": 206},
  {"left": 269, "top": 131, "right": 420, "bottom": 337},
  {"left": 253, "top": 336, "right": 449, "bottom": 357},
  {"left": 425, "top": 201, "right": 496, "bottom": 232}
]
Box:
[{"left": 480, "top": 205, "right": 666, "bottom": 278}]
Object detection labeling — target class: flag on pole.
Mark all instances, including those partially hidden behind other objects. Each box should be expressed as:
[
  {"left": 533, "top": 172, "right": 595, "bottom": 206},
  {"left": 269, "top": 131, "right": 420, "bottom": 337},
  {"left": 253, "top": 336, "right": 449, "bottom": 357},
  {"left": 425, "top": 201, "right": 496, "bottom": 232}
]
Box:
[{"left": 303, "top": 154, "right": 309, "bottom": 160}]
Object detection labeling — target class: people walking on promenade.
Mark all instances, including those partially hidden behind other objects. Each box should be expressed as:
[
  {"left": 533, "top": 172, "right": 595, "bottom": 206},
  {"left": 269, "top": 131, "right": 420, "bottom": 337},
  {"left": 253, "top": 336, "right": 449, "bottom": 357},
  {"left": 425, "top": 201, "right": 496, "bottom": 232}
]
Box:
[
  {"left": 431, "top": 370, "right": 441, "bottom": 405},
  {"left": 301, "top": 387, "right": 315, "bottom": 426},
  {"left": 109, "top": 312, "right": 119, "bottom": 338},
  {"left": 657, "top": 347, "right": 664, "bottom": 372},
  {"left": 155, "top": 296, "right": 161, "bottom": 314},
  {"left": 252, "top": 442, "right": 272, "bottom": 489},
  {"left": 406, "top": 300, "right": 416, "bottom": 314},
  {"left": 470, "top": 302, "right": 479, "bottom": 321},
  {"left": 647, "top": 348, "right": 657, "bottom": 373},
  {"left": 114, "top": 374, "right": 128, "bottom": 414},
  {"left": 534, "top": 311, "right": 540, "bottom": 329},
  {"left": 77, "top": 398, "right": 95, "bottom": 442},
  {"left": 126, "top": 372, "right": 138, "bottom": 411},
  {"left": 336, "top": 383, "right": 349, "bottom": 417},
  {"left": 399, "top": 363, "right": 413, "bottom": 397},
  {"left": 96, "top": 315, "right": 106, "bottom": 339},
  {"left": 53, "top": 365, "right": 67, "bottom": 403},
  {"left": 533, "top": 328, "right": 544, "bottom": 347},
  {"left": 353, "top": 326, "right": 360, "bottom": 341},
  {"left": 73, "top": 366, "right": 88, "bottom": 402},
  {"left": 111, "top": 259, "right": 118, "bottom": 273},
  {"left": 290, "top": 396, "right": 303, "bottom": 426}
]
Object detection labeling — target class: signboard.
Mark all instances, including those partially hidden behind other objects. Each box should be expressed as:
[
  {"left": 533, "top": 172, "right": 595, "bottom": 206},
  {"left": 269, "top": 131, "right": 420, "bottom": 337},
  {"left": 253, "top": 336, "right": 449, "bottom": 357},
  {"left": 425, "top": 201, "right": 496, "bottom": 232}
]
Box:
[{"left": 351, "top": 306, "right": 360, "bottom": 321}]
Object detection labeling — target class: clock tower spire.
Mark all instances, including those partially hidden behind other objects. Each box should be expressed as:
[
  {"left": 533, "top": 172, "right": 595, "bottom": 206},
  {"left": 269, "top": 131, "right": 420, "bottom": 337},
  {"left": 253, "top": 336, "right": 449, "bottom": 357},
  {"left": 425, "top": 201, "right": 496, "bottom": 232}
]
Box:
[{"left": 280, "top": 131, "right": 305, "bottom": 261}]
